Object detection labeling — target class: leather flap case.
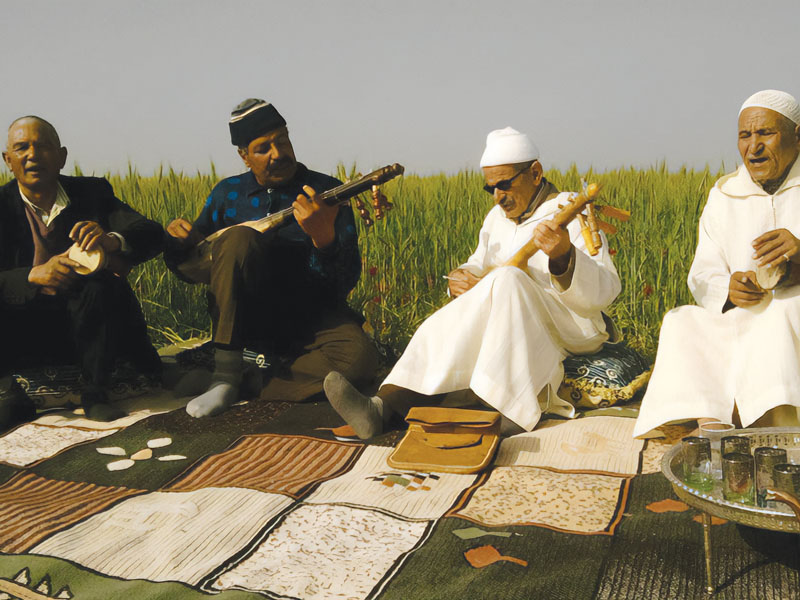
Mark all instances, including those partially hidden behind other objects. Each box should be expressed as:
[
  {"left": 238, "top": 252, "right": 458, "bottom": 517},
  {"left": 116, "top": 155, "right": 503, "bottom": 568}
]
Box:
[{"left": 387, "top": 407, "right": 501, "bottom": 474}]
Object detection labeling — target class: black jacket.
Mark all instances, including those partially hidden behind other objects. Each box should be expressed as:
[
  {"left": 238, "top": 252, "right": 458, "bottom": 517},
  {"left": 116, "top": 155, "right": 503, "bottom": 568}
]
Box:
[{"left": 0, "top": 175, "right": 165, "bottom": 306}]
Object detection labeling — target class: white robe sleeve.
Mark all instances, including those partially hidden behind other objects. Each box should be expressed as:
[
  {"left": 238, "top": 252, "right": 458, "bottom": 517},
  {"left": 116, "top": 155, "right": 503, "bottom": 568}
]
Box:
[
  {"left": 457, "top": 211, "right": 493, "bottom": 276},
  {"left": 548, "top": 220, "right": 621, "bottom": 317},
  {"left": 688, "top": 191, "right": 731, "bottom": 313}
]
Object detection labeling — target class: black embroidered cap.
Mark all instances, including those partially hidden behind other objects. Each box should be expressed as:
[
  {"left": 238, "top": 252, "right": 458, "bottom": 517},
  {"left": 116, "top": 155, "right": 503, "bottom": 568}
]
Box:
[{"left": 229, "top": 99, "right": 287, "bottom": 147}]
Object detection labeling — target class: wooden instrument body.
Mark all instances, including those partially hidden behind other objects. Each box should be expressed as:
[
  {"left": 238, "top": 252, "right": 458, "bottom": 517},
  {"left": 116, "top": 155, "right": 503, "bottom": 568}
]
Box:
[{"left": 174, "top": 163, "right": 404, "bottom": 284}]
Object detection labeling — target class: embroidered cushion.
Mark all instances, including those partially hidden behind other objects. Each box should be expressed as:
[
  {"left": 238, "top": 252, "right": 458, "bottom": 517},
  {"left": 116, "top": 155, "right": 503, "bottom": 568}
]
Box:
[
  {"left": 558, "top": 342, "right": 651, "bottom": 409},
  {"left": 12, "top": 363, "right": 157, "bottom": 409}
]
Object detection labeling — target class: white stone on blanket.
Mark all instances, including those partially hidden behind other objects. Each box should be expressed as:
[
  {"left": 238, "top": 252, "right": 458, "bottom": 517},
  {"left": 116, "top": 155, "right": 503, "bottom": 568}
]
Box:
[
  {"left": 106, "top": 459, "right": 135, "bottom": 471},
  {"left": 131, "top": 449, "right": 153, "bottom": 461},
  {"left": 157, "top": 455, "right": 187, "bottom": 461},
  {"left": 147, "top": 437, "right": 172, "bottom": 449},
  {"left": 96, "top": 447, "right": 127, "bottom": 456}
]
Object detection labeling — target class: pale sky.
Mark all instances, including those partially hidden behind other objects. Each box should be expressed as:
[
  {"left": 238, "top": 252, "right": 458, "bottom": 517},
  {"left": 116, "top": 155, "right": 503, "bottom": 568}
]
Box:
[{"left": 1, "top": 0, "right": 797, "bottom": 177}]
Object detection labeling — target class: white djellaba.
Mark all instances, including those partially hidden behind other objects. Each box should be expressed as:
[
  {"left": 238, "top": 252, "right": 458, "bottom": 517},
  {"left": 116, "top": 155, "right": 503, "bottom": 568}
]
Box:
[
  {"left": 635, "top": 90, "right": 800, "bottom": 436},
  {"left": 634, "top": 160, "right": 800, "bottom": 436},
  {"left": 383, "top": 192, "right": 620, "bottom": 431}
]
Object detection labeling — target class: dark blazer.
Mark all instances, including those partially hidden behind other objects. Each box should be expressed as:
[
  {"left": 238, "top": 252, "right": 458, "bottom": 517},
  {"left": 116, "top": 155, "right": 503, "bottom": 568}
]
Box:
[{"left": 0, "top": 175, "right": 165, "bottom": 306}]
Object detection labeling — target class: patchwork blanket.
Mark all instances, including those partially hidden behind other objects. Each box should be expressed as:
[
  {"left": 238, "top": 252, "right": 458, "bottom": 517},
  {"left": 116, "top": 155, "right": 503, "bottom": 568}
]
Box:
[{"left": 0, "top": 391, "right": 797, "bottom": 599}]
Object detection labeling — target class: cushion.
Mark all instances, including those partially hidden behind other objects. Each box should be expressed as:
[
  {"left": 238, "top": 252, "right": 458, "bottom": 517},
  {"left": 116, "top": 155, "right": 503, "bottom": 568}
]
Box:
[
  {"left": 12, "top": 363, "right": 157, "bottom": 410},
  {"left": 558, "top": 342, "right": 651, "bottom": 409}
]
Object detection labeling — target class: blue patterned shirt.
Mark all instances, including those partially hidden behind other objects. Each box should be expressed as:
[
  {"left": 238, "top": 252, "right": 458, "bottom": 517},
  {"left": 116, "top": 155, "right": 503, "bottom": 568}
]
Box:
[{"left": 194, "top": 164, "right": 361, "bottom": 306}]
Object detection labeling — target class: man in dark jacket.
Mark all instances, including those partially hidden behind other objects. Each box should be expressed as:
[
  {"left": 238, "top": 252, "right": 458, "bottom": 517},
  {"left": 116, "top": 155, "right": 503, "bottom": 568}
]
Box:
[
  {"left": 0, "top": 116, "right": 165, "bottom": 428},
  {"left": 165, "top": 99, "right": 377, "bottom": 418}
]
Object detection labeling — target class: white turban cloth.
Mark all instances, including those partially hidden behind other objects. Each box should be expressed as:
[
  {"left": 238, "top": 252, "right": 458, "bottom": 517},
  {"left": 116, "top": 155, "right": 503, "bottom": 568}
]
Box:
[
  {"left": 739, "top": 90, "right": 800, "bottom": 126},
  {"left": 479, "top": 127, "right": 540, "bottom": 168}
]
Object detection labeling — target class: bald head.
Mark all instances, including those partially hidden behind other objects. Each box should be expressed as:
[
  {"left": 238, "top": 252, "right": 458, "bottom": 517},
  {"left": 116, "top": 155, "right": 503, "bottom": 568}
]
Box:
[
  {"left": 7, "top": 116, "right": 61, "bottom": 148},
  {"left": 3, "top": 116, "right": 67, "bottom": 197}
]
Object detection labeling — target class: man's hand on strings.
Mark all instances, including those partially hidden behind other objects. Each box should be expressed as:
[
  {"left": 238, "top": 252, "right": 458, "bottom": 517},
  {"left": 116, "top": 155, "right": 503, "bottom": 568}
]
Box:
[
  {"left": 167, "top": 218, "right": 203, "bottom": 246},
  {"left": 69, "top": 221, "right": 120, "bottom": 253},
  {"left": 534, "top": 221, "right": 571, "bottom": 259},
  {"left": 534, "top": 220, "right": 572, "bottom": 274},
  {"left": 727, "top": 270, "right": 766, "bottom": 308},
  {"left": 448, "top": 268, "right": 482, "bottom": 298},
  {"left": 295, "top": 185, "right": 338, "bottom": 249},
  {"left": 752, "top": 228, "right": 800, "bottom": 267}
]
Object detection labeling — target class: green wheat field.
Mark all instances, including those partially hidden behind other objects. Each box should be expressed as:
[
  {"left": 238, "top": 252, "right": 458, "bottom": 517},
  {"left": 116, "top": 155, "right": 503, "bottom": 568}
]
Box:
[{"left": 0, "top": 163, "right": 723, "bottom": 360}]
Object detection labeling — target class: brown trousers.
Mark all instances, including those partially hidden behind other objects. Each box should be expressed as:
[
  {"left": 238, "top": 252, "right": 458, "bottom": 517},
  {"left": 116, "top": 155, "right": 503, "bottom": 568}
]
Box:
[
  {"left": 208, "top": 226, "right": 378, "bottom": 402},
  {"left": 260, "top": 311, "right": 378, "bottom": 402},
  {"left": 0, "top": 272, "right": 160, "bottom": 386}
]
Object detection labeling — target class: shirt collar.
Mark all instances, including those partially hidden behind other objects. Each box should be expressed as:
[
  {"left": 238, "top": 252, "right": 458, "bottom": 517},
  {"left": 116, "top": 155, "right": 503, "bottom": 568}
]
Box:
[
  {"left": 18, "top": 181, "right": 70, "bottom": 227},
  {"left": 514, "top": 178, "right": 558, "bottom": 224},
  {"left": 243, "top": 163, "right": 309, "bottom": 197},
  {"left": 718, "top": 156, "right": 800, "bottom": 197}
]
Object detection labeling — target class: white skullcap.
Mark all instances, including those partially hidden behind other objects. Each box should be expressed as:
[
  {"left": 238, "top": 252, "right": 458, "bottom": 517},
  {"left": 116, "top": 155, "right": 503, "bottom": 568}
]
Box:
[
  {"left": 739, "top": 89, "right": 800, "bottom": 125},
  {"left": 479, "top": 127, "right": 539, "bottom": 168}
]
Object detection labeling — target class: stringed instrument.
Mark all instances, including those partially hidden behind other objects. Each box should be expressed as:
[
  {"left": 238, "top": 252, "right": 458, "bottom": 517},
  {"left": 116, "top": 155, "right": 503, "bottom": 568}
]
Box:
[
  {"left": 175, "top": 163, "right": 404, "bottom": 284},
  {"left": 503, "top": 181, "right": 630, "bottom": 269}
]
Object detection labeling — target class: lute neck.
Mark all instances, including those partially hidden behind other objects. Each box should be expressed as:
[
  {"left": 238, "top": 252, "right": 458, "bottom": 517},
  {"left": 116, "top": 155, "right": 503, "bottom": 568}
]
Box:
[{"left": 247, "top": 175, "right": 371, "bottom": 232}]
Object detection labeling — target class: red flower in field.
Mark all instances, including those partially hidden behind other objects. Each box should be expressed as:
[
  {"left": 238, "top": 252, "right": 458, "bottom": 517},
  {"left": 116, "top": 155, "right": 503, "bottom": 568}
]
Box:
[
  {"left": 372, "top": 295, "right": 382, "bottom": 304},
  {"left": 642, "top": 284, "right": 653, "bottom": 298},
  {"left": 608, "top": 248, "right": 617, "bottom": 256},
  {"left": 368, "top": 266, "right": 378, "bottom": 277}
]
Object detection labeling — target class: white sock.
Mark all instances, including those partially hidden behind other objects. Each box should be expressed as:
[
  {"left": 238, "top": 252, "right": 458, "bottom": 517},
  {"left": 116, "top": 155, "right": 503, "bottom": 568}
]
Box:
[
  {"left": 323, "top": 371, "right": 384, "bottom": 439},
  {"left": 186, "top": 349, "right": 242, "bottom": 418}
]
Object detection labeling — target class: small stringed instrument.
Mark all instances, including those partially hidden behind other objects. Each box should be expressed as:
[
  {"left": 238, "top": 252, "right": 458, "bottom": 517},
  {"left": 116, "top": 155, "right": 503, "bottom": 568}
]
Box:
[
  {"left": 176, "top": 163, "right": 404, "bottom": 284},
  {"left": 503, "top": 182, "right": 630, "bottom": 269}
]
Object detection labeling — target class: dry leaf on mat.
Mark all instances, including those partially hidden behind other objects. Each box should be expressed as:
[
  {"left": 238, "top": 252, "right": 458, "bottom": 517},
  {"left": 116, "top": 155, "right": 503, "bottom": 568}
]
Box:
[{"left": 465, "top": 545, "right": 528, "bottom": 568}]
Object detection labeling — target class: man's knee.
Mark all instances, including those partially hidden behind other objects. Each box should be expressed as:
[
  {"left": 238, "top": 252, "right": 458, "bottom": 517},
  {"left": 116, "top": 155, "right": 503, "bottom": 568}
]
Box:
[
  {"left": 213, "top": 226, "right": 262, "bottom": 264},
  {"left": 486, "top": 266, "right": 534, "bottom": 301},
  {"left": 326, "top": 324, "right": 379, "bottom": 385},
  {"left": 490, "top": 266, "right": 531, "bottom": 288},
  {"left": 73, "top": 274, "right": 124, "bottom": 311}
]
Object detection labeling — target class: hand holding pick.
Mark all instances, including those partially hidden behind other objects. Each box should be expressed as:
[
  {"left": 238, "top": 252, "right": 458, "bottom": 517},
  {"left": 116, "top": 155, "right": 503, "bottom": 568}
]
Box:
[
  {"left": 448, "top": 268, "right": 482, "bottom": 298},
  {"left": 167, "top": 218, "right": 203, "bottom": 246}
]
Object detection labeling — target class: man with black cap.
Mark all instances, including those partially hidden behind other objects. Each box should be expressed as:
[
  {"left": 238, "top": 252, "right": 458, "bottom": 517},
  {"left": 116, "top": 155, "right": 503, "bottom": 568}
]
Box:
[
  {"left": 165, "top": 99, "right": 377, "bottom": 418},
  {"left": 0, "top": 116, "right": 165, "bottom": 429}
]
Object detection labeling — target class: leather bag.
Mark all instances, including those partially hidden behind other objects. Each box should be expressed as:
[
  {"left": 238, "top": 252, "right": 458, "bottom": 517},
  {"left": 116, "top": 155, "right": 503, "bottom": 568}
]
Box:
[{"left": 387, "top": 407, "right": 501, "bottom": 474}]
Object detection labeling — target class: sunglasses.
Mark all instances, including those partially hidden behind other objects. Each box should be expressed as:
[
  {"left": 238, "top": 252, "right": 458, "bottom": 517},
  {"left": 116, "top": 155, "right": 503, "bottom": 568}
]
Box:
[{"left": 483, "top": 165, "right": 529, "bottom": 194}]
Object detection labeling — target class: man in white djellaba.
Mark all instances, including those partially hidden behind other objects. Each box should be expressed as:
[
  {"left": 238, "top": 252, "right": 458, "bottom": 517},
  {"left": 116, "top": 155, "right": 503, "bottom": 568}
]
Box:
[
  {"left": 324, "top": 127, "right": 621, "bottom": 438},
  {"left": 634, "top": 89, "right": 800, "bottom": 437}
]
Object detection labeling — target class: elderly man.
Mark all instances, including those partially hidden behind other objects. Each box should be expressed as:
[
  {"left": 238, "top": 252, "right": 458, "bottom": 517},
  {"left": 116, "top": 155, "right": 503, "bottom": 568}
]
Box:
[
  {"left": 635, "top": 90, "right": 800, "bottom": 437},
  {"left": 0, "top": 116, "right": 164, "bottom": 428},
  {"left": 324, "top": 127, "right": 621, "bottom": 438},
  {"left": 165, "top": 99, "right": 377, "bottom": 418}
]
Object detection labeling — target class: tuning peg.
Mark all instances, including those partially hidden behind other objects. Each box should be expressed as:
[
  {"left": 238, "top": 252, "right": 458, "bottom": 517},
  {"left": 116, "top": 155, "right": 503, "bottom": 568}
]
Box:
[
  {"left": 596, "top": 219, "right": 617, "bottom": 235},
  {"left": 578, "top": 213, "right": 599, "bottom": 256},
  {"left": 585, "top": 204, "right": 602, "bottom": 249},
  {"left": 372, "top": 185, "right": 393, "bottom": 220},
  {"left": 353, "top": 196, "right": 373, "bottom": 228},
  {"left": 596, "top": 205, "right": 631, "bottom": 221}
]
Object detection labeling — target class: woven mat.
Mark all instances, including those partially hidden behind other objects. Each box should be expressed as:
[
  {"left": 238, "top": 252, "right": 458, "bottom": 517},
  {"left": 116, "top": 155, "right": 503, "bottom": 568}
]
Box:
[{"left": 0, "top": 394, "right": 797, "bottom": 599}]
